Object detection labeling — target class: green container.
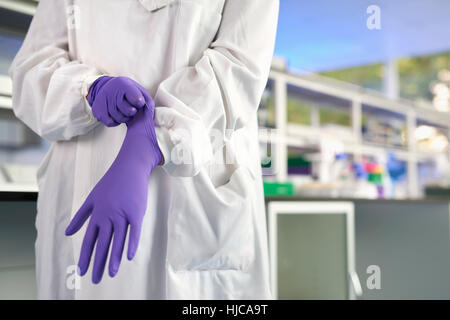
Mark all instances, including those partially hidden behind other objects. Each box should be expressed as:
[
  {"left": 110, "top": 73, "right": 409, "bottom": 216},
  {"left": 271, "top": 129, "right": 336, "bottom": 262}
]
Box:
[
  {"left": 287, "top": 155, "right": 311, "bottom": 167},
  {"left": 263, "top": 181, "right": 295, "bottom": 196},
  {"left": 368, "top": 173, "right": 383, "bottom": 186}
]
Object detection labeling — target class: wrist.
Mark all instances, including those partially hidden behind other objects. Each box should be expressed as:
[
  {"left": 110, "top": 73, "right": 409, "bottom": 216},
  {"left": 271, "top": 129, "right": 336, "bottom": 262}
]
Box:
[
  {"left": 116, "top": 136, "right": 156, "bottom": 176},
  {"left": 88, "top": 76, "right": 114, "bottom": 106},
  {"left": 123, "top": 107, "right": 162, "bottom": 171}
]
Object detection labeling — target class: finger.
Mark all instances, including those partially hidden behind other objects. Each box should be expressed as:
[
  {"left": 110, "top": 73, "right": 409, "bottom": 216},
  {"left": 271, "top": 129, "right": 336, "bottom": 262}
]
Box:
[
  {"left": 92, "top": 100, "right": 118, "bottom": 127},
  {"left": 98, "top": 94, "right": 119, "bottom": 127},
  {"left": 127, "top": 219, "right": 143, "bottom": 261},
  {"left": 124, "top": 85, "right": 146, "bottom": 109},
  {"left": 108, "top": 100, "right": 132, "bottom": 123},
  {"left": 117, "top": 97, "right": 137, "bottom": 118},
  {"left": 138, "top": 87, "right": 155, "bottom": 110},
  {"left": 108, "top": 218, "right": 128, "bottom": 277},
  {"left": 102, "top": 116, "right": 120, "bottom": 127},
  {"left": 65, "top": 199, "right": 93, "bottom": 236},
  {"left": 138, "top": 87, "right": 155, "bottom": 120},
  {"left": 92, "top": 223, "right": 113, "bottom": 284},
  {"left": 77, "top": 222, "right": 99, "bottom": 276}
]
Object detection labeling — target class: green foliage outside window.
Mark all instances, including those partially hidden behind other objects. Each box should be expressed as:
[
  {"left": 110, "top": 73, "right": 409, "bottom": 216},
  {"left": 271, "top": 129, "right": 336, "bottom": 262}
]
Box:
[
  {"left": 287, "top": 98, "right": 310, "bottom": 125},
  {"left": 320, "top": 52, "right": 450, "bottom": 103}
]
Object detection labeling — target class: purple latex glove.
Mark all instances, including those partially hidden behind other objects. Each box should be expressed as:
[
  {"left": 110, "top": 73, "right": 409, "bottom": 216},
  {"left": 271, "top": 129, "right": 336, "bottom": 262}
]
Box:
[
  {"left": 88, "top": 76, "right": 148, "bottom": 127},
  {"left": 65, "top": 97, "right": 162, "bottom": 284}
]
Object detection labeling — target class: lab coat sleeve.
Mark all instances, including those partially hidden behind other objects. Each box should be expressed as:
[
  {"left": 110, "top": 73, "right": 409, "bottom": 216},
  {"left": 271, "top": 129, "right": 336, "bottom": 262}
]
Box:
[
  {"left": 154, "top": 0, "right": 279, "bottom": 177},
  {"left": 8, "top": 0, "right": 102, "bottom": 141}
]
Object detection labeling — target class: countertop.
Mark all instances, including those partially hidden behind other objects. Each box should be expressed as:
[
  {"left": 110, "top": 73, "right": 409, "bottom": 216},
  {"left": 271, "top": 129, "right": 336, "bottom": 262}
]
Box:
[
  {"left": 1, "top": 189, "right": 449, "bottom": 203},
  {"left": 0, "top": 183, "right": 38, "bottom": 201},
  {"left": 0, "top": 191, "right": 37, "bottom": 201},
  {"left": 265, "top": 195, "right": 450, "bottom": 203}
]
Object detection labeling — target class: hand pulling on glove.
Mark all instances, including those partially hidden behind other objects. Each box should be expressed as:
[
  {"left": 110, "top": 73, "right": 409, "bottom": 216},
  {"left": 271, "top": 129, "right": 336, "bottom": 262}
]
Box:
[
  {"left": 66, "top": 78, "right": 162, "bottom": 284},
  {"left": 88, "top": 76, "right": 149, "bottom": 126}
]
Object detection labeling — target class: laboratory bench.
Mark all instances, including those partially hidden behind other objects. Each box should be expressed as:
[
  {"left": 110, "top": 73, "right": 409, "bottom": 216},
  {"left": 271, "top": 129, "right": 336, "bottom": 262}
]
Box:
[
  {"left": 1, "top": 191, "right": 450, "bottom": 299},
  {"left": 0, "top": 190, "right": 38, "bottom": 299},
  {"left": 0, "top": 191, "right": 37, "bottom": 201},
  {"left": 265, "top": 196, "right": 450, "bottom": 299},
  {"left": 266, "top": 195, "right": 450, "bottom": 203}
]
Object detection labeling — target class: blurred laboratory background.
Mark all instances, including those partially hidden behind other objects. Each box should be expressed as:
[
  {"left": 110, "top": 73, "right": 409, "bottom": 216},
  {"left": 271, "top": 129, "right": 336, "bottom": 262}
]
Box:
[{"left": 1, "top": 0, "right": 450, "bottom": 299}]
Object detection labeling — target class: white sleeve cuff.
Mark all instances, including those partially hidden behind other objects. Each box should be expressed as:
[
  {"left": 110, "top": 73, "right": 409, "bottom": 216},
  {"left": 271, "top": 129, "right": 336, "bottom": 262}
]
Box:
[
  {"left": 153, "top": 107, "right": 213, "bottom": 177},
  {"left": 81, "top": 74, "right": 107, "bottom": 120},
  {"left": 155, "top": 125, "right": 174, "bottom": 167}
]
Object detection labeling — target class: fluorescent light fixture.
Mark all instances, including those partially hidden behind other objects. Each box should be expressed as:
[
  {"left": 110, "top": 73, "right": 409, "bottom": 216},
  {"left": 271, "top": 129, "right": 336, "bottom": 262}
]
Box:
[
  {"left": 415, "top": 125, "right": 437, "bottom": 141},
  {"left": 0, "top": 0, "right": 37, "bottom": 15},
  {"left": 430, "top": 135, "right": 449, "bottom": 152}
]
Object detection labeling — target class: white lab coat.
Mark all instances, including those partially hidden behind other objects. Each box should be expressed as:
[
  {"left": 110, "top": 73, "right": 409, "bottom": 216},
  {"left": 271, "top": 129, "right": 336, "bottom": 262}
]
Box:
[{"left": 9, "top": 0, "right": 278, "bottom": 299}]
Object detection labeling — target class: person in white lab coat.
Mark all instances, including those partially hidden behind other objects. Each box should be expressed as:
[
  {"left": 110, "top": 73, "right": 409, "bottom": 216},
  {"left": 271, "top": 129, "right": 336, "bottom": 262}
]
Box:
[{"left": 9, "top": 0, "right": 279, "bottom": 299}]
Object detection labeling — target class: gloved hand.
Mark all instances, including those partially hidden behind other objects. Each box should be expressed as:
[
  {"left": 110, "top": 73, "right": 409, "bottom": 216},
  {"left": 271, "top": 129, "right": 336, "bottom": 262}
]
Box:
[
  {"left": 65, "top": 96, "right": 162, "bottom": 284},
  {"left": 88, "top": 76, "right": 148, "bottom": 127}
]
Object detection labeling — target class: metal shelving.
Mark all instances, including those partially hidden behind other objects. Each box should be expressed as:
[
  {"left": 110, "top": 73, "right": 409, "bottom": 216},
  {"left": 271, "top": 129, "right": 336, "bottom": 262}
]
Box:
[
  {"left": 2, "top": 63, "right": 450, "bottom": 197},
  {"left": 0, "top": 75, "right": 12, "bottom": 110},
  {"left": 261, "top": 67, "right": 450, "bottom": 197}
]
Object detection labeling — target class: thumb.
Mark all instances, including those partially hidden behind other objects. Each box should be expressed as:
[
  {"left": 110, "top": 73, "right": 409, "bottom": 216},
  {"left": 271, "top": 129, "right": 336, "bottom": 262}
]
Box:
[
  {"left": 65, "top": 198, "right": 93, "bottom": 236},
  {"left": 124, "top": 86, "right": 146, "bottom": 109}
]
